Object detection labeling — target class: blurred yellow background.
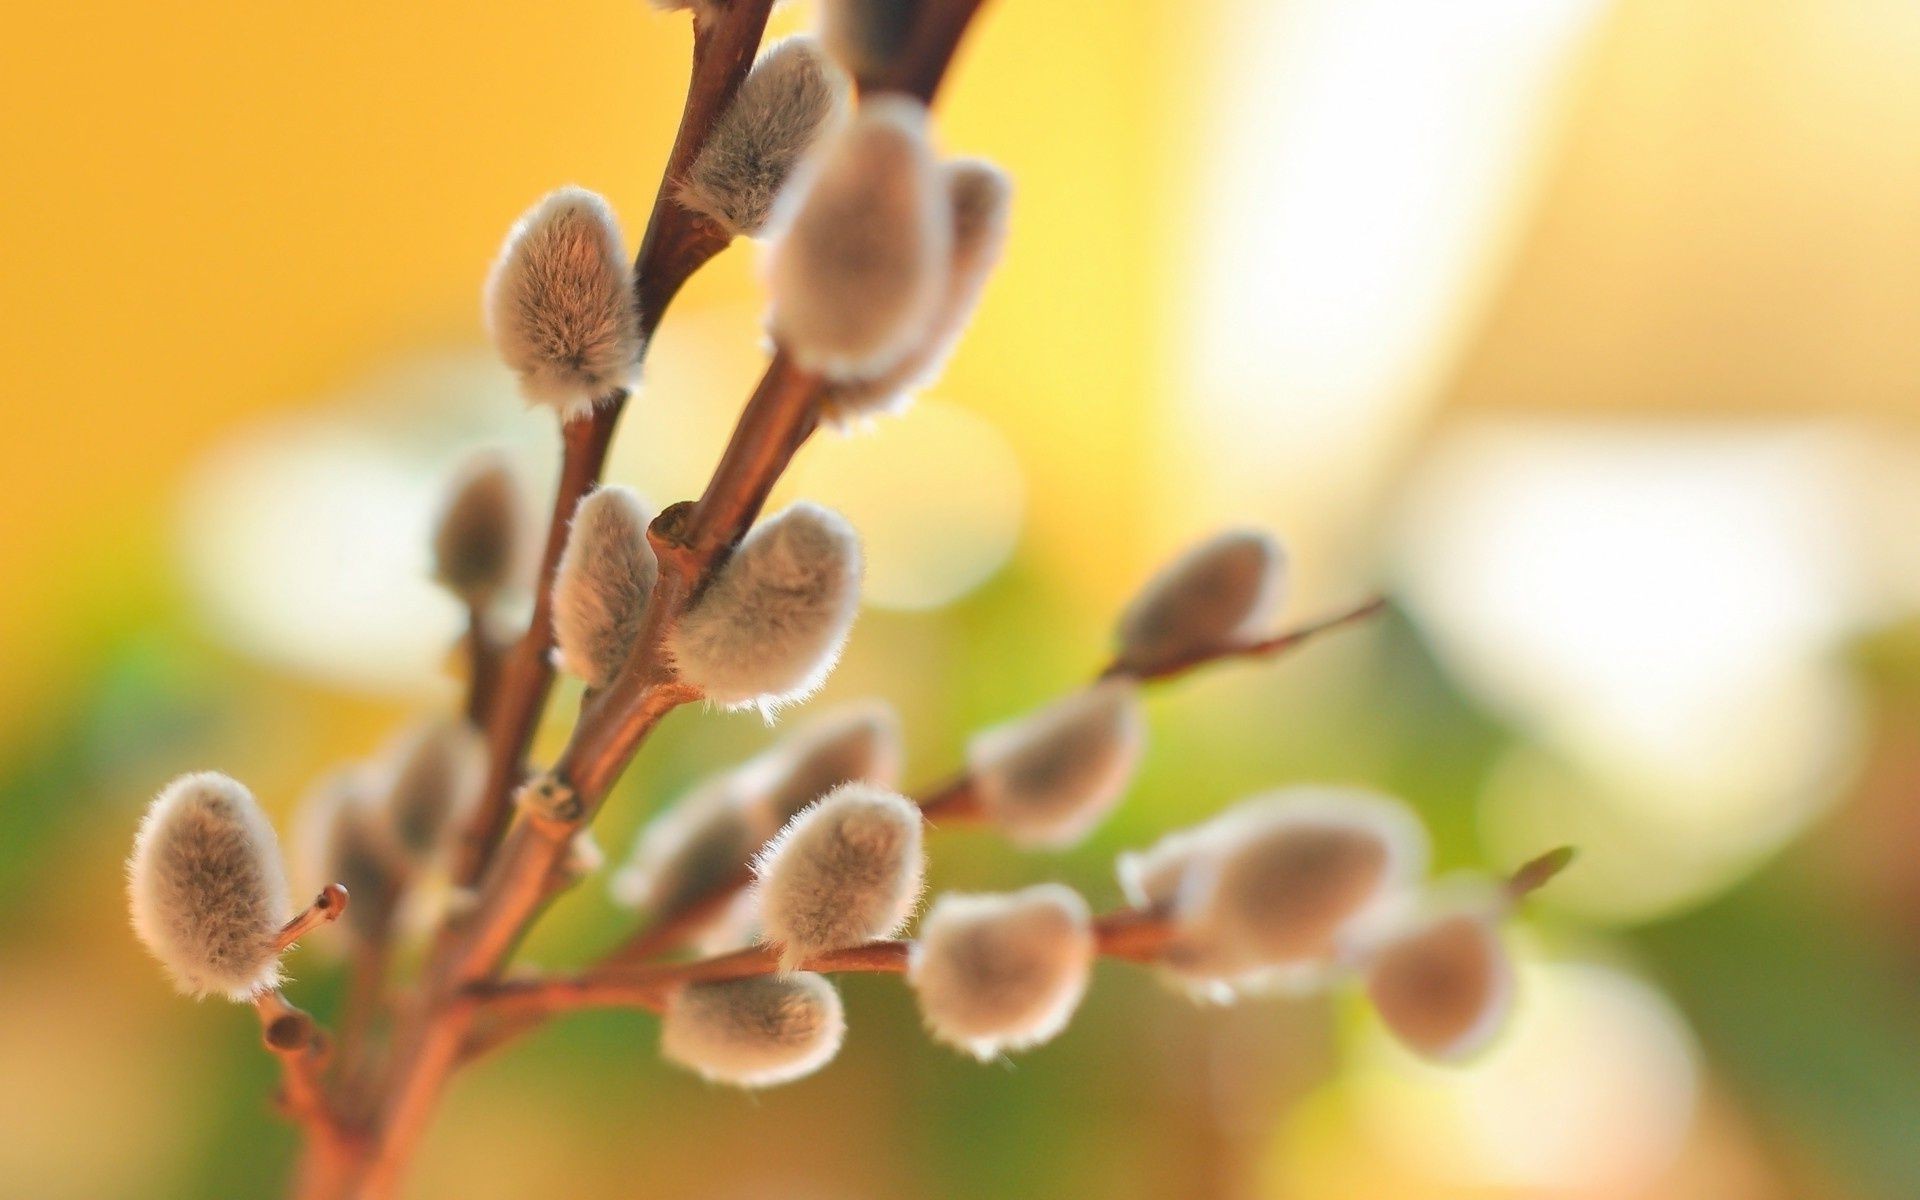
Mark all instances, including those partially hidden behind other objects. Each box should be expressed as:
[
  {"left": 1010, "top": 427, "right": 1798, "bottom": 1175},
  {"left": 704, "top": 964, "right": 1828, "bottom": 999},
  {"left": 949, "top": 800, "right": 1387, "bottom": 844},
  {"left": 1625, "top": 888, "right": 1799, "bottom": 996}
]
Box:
[{"left": 3, "top": 1, "right": 1918, "bottom": 1197}]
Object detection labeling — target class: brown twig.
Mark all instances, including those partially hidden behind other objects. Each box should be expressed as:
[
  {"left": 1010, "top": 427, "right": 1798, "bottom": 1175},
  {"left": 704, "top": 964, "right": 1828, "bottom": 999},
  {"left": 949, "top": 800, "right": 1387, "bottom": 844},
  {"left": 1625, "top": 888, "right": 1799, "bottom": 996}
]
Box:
[
  {"left": 461, "top": 601, "right": 503, "bottom": 729},
  {"left": 273, "top": 885, "right": 349, "bottom": 955},
  {"left": 600, "top": 599, "right": 1389, "bottom": 965},
  {"left": 1505, "top": 845, "right": 1576, "bottom": 903}
]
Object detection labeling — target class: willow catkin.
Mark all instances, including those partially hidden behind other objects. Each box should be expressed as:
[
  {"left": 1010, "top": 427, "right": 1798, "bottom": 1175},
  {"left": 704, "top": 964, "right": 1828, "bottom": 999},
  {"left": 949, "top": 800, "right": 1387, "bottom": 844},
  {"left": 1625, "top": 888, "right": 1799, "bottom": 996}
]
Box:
[
  {"left": 610, "top": 775, "right": 769, "bottom": 917},
  {"left": 819, "top": 0, "right": 918, "bottom": 83},
  {"left": 679, "top": 37, "right": 848, "bottom": 239},
  {"left": 431, "top": 450, "right": 524, "bottom": 606},
  {"left": 660, "top": 973, "right": 846, "bottom": 1088},
  {"left": 484, "top": 186, "right": 640, "bottom": 416},
  {"left": 824, "top": 158, "right": 1012, "bottom": 423},
  {"left": 1366, "top": 902, "right": 1514, "bottom": 1061},
  {"left": 552, "top": 485, "right": 657, "bottom": 688},
  {"left": 754, "top": 783, "right": 924, "bottom": 970},
  {"left": 764, "top": 97, "right": 950, "bottom": 380},
  {"left": 1115, "top": 530, "right": 1285, "bottom": 674},
  {"left": 383, "top": 719, "right": 483, "bottom": 860},
  {"left": 127, "top": 772, "right": 292, "bottom": 1001},
  {"left": 316, "top": 785, "right": 410, "bottom": 947},
  {"left": 753, "top": 700, "right": 903, "bottom": 828},
  {"left": 1177, "top": 788, "right": 1427, "bottom": 976},
  {"left": 966, "top": 681, "right": 1145, "bottom": 848},
  {"left": 908, "top": 884, "right": 1095, "bottom": 1061},
  {"left": 669, "top": 501, "right": 863, "bottom": 713}
]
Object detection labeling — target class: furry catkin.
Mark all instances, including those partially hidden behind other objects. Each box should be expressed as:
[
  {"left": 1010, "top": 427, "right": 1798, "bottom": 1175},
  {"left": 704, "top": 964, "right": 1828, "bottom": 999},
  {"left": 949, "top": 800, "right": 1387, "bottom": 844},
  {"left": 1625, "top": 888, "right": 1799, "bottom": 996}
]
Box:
[
  {"left": 824, "top": 158, "right": 1012, "bottom": 423},
  {"left": 660, "top": 973, "right": 846, "bottom": 1088},
  {"left": 764, "top": 97, "right": 950, "bottom": 380},
  {"left": 383, "top": 720, "right": 483, "bottom": 859},
  {"left": 908, "top": 884, "right": 1095, "bottom": 1060},
  {"left": 484, "top": 187, "right": 640, "bottom": 416},
  {"left": 669, "top": 501, "right": 863, "bottom": 712},
  {"left": 431, "top": 451, "right": 523, "bottom": 605},
  {"left": 610, "top": 775, "right": 768, "bottom": 917},
  {"left": 754, "top": 700, "right": 903, "bottom": 827},
  {"left": 1115, "top": 530, "right": 1285, "bottom": 674},
  {"left": 1367, "top": 908, "right": 1513, "bottom": 1061},
  {"left": 966, "top": 681, "right": 1145, "bottom": 848},
  {"left": 679, "top": 37, "right": 848, "bottom": 238},
  {"left": 552, "top": 486, "right": 658, "bottom": 688},
  {"left": 754, "top": 783, "right": 924, "bottom": 969},
  {"left": 127, "top": 772, "right": 292, "bottom": 1001},
  {"left": 820, "top": 0, "right": 919, "bottom": 83},
  {"left": 316, "top": 784, "right": 409, "bottom": 946},
  {"left": 1116, "top": 825, "right": 1219, "bottom": 913},
  {"left": 1179, "top": 788, "right": 1426, "bottom": 975}
]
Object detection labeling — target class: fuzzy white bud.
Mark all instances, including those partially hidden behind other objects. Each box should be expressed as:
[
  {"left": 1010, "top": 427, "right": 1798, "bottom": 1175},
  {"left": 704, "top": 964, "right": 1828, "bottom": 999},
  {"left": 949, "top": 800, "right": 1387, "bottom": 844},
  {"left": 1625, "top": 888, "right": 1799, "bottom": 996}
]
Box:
[
  {"left": 1116, "top": 530, "right": 1285, "bottom": 674},
  {"left": 754, "top": 700, "right": 903, "bottom": 828},
  {"left": 552, "top": 486, "right": 658, "bottom": 688},
  {"left": 824, "top": 158, "right": 1012, "bottom": 423},
  {"left": 660, "top": 973, "right": 846, "bottom": 1088},
  {"left": 1177, "top": 788, "right": 1426, "bottom": 976},
  {"left": 765, "top": 98, "right": 951, "bottom": 380},
  {"left": 484, "top": 186, "right": 640, "bottom": 416},
  {"left": 966, "top": 681, "right": 1145, "bottom": 848},
  {"left": 127, "top": 772, "right": 292, "bottom": 1001},
  {"left": 754, "top": 783, "right": 924, "bottom": 969},
  {"left": 680, "top": 38, "right": 848, "bottom": 239},
  {"left": 669, "top": 501, "right": 863, "bottom": 713},
  {"left": 908, "top": 884, "right": 1095, "bottom": 1060},
  {"left": 610, "top": 776, "right": 768, "bottom": 917},
  {"left": 383, "top": 720, "right": 483, "bottom": 859},
  {"left": 1366, "top": 903, "right": 1513, "bottom": 1061},
  {"left": 431, "top": 451, "right": 524, "bottom": 606}
]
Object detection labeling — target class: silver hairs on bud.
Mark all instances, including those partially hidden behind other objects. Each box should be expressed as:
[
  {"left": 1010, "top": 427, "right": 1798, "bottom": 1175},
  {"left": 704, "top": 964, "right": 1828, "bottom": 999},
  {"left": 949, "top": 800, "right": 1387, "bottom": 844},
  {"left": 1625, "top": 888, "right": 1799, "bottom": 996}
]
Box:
[
  {"left": 660, "top": 973, "right": 846, "bottom": 1088},
  {"left": 765, "top": 97, "right": 951, "bottom": 380},
  {"left": 127, "top": 772, "right": 292, "bottom": 1001},
  {"left": 908, "top": 884, "right": 1095, "bottom": 1061},
  {"left": 669, "top": 501, "right": 863, "bottom": 713},
  {"left": 825, "top": 158, "right": 1012, "bottom": 423},
  {"left": 1366, "top": 901, "right": 1514, "bottom": 1061},
  {"left": 431, "top": 451, "right": 524, "bottom": 606},
  {"left": 820, "top": 0, "right": 918, "bottom": 83},
  {"left": 610, "top": 775, "right": 768, "bottom": 917},
  {"left": 552, "top": 486, "right": 658, "bottom": 688},
  {"left": 679, "top": 37, "right": 849, "bottom": 239},
  {"left": 753, "top": 700, "right": 903, "bottom": 828},
  {"left": 1115, "top": 530, "right": 1286, "bottom": 674},
  {"left": 383, "top": 720, "right": 484, "bottom": 859},
  {"left": 1178, "top": 788, "right": 1427, "bottom": 977},
  {"left": 966, "top": 681, "right": 1145, "bottom": 848},
  {"left": 484, "top": 186, "right": 640, "bottom": 416},
  {"left": 754, "top": 783, "right": 925, "bottom": 970}
]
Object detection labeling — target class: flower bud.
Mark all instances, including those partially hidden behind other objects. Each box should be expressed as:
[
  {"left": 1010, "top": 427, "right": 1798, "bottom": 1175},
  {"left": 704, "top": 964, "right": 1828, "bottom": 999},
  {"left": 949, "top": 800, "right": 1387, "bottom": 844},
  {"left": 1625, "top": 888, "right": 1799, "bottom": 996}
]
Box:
[
  {"left": 318, "top": 786, "right": 410, "bottom": 947},
  {"left": 820, "top": 0, "right": 917, "bottom": 83},
  {"left": 610, "top": 776, "right": 768, "bottom": 917},
  {"left": 754, "top": 783, "right": 924, "bottom": 969},
  {"left": 908, "top": 884, "right": 1094, "bottom": 1060},
  {"left": 1116, "top": 825, "right": 1217, "bottom": 913},
  {"left": 660, "top": 973, "right": 846, "bottom": 1088},
  {"left": 966, "top": 682, "right": 1145, "bottom": 848},
  {"left": 552, "top": 485, "right": 658, "bottom": 688},
  {"left": 669, "top": 501, "right": 863, "bottom": 713},
  {"left": 824, "top": 158, "right": 1011, "bottom": 423},
  {"left": 1366, "top": 902, "right": 1513, "bottom": 1061},
  {"left": 679, "top": 37, "right": 849, "bottom": 239},
  {"left": 765, "top": 98, "right": 950, "bottom": 379},
  {"left": 1115, "top": 530, "right": 1285, "bottom": 674},
  {"left": 383, "top": 719, "right": 484, "bottom": 859},
  {"left": 1178, "top": 788, "right": 1426, "bottom": 975},
  {"left": 431, "top": 450, "right": 524, "bottom": 606},
  {"left": 754, "top": 700, "right": 903, "bottom": 828},
  {"left": 127, "top": 772, "right": 292, "bottom": 1000},
  {"left": 484, "top": 186, "right": 640, "bottom": 416}
]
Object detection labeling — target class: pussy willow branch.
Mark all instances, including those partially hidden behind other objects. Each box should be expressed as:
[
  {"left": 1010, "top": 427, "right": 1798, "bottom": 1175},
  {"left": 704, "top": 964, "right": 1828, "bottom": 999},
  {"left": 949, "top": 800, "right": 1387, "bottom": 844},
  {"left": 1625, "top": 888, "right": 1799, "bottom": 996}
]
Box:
[
  {"left": 470, "top": 908, "right": 1176, "bottom": 1027},
  {"left": 448, "top": 1, "right": 776, "bottom": 889},
  {"left": 596, "top": 595, "right": 1389, "bottom": 967},
  {"left": 348, "top": 9, "right": 997, "bottom": 1195}
]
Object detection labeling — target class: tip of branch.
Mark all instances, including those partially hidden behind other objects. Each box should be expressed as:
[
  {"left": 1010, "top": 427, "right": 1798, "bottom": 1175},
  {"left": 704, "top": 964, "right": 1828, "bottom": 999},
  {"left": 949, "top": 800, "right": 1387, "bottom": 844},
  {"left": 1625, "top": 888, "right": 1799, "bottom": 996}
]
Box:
[{"left": 1505, "top": 846, "right": 1576, "bottom": 902}]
